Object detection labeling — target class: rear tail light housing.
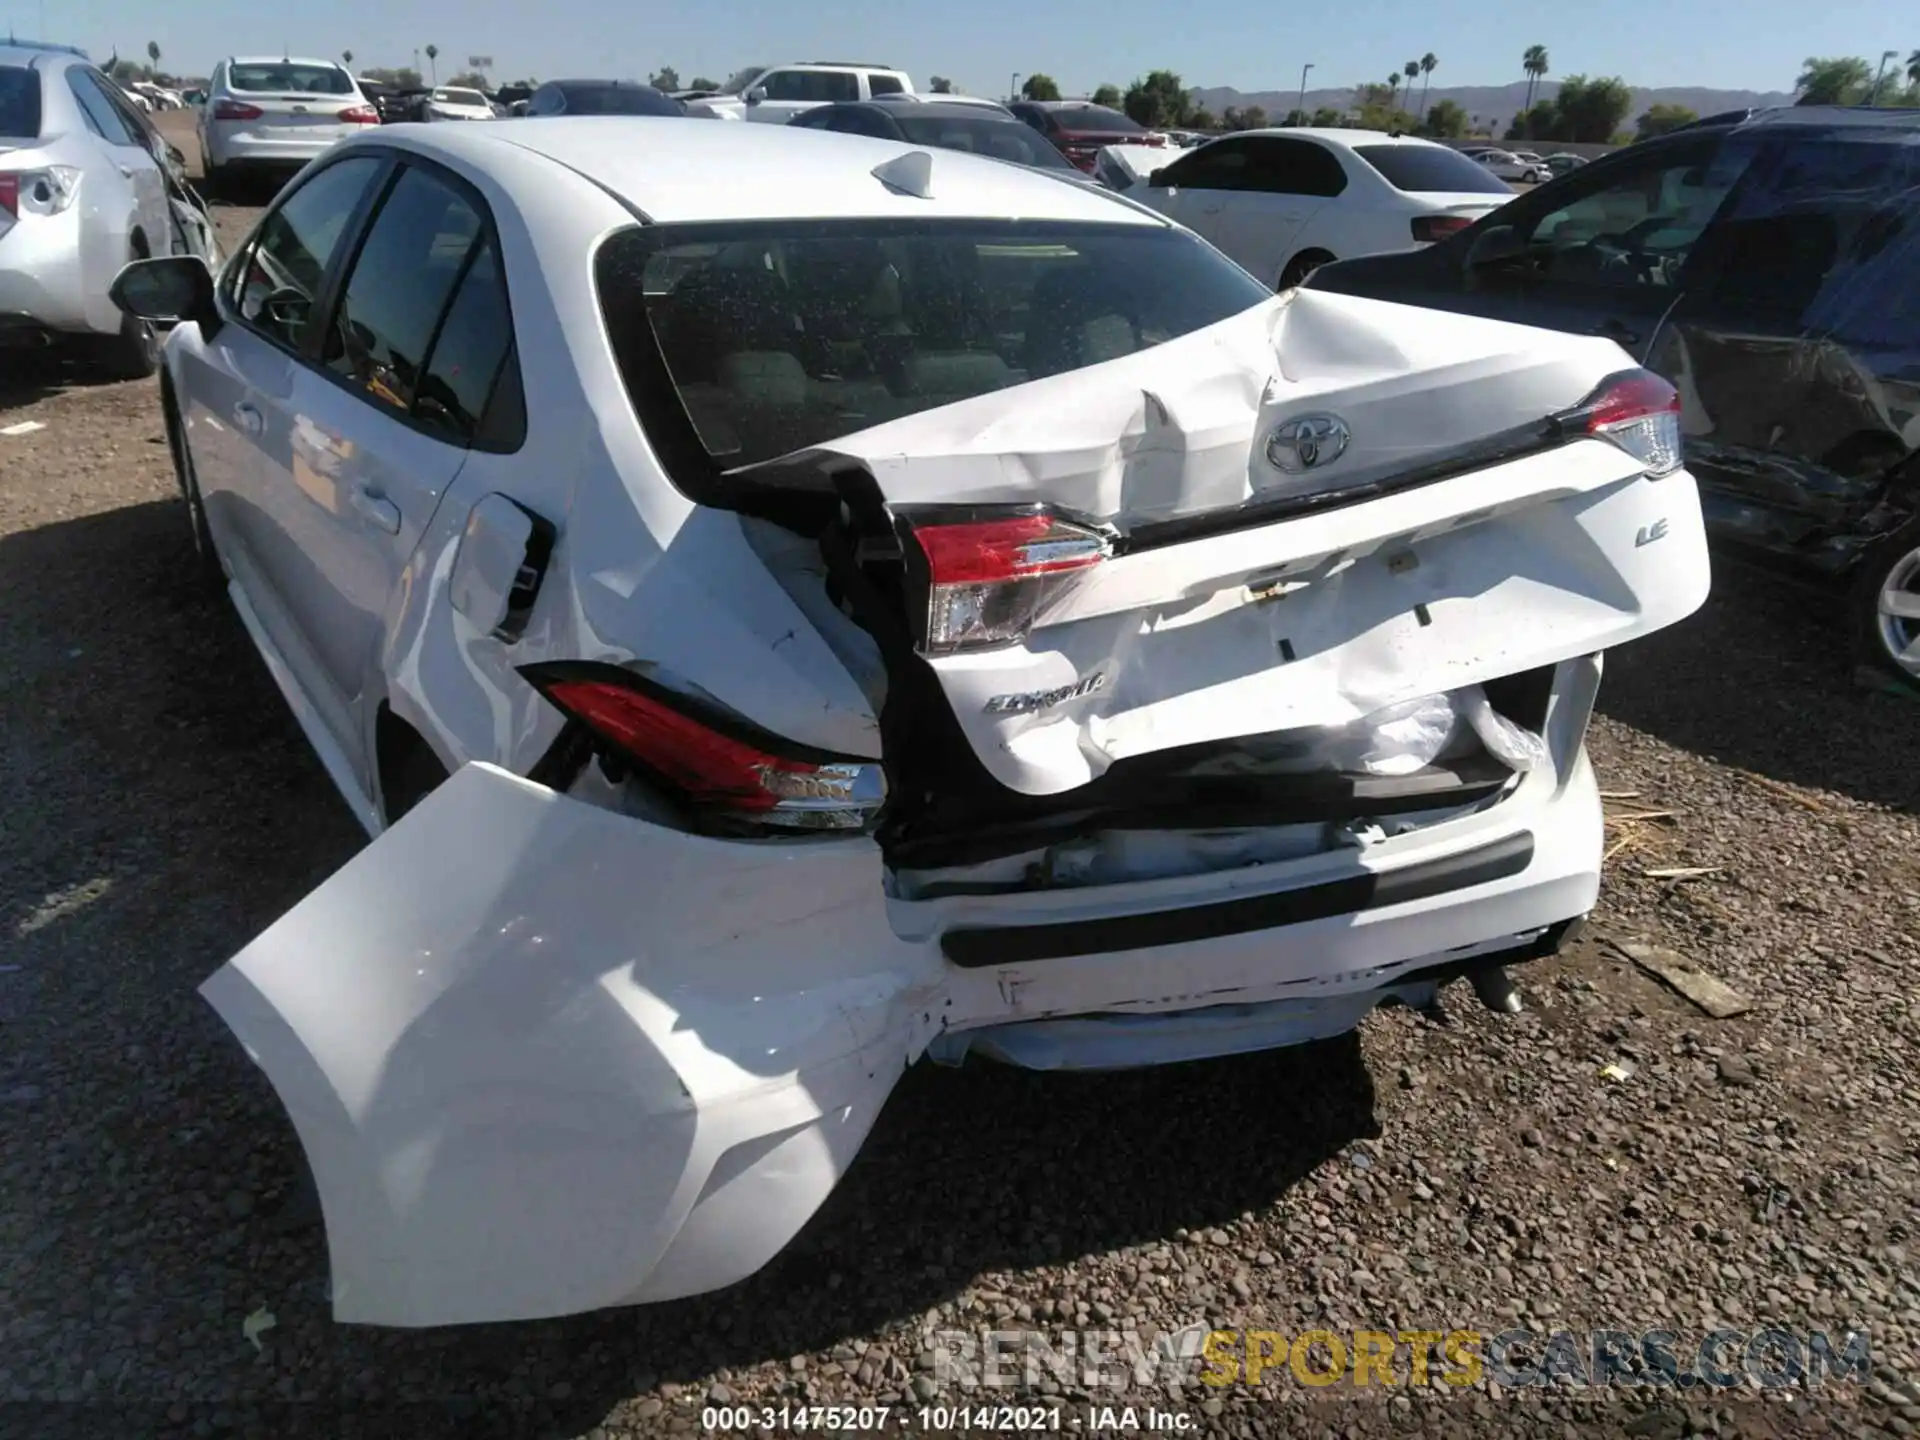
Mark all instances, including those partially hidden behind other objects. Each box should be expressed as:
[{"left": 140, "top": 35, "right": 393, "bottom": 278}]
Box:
[
  {"left": 337, "top": 105, "right": 380, "bottom": 124},
  {"left": 1411, "top": 213, "right": 1473, "bottom": 243},
  {"left": 0, "top": 165, "right": 81, "bottom": 218},
  {"left": 520, "top": 661, "right": 885, "bottom": 832},
  {"left": 1559, "top": 368, "right": 1683, "bottom": 478},
  {"left": 214, "top": 99, "right": 264, "bottom": 120},
  {"left": 905, "top": 509, "right": 1110, "bottom": 655}
]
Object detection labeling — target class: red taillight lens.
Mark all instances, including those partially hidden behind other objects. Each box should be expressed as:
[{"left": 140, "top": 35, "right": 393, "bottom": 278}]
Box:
[
  {"left": 214, "top": 99, "right": 264, "bottom": 120},
  {"left": 1566, "top": 369, "right": 1683, "bottom": 478},
  {"left": 0, "top": 173, "right": 17, "bottom": 218},
  {"left": 1411, "top": 214, "right": 1473, "bottom": 243},
  {"left": 909, "top": 511, "right": 1108, "bottom": 654},
  {"left": 337, "top": 105, "right": 380, "bottom": 124},
  {"left": 526, "top": 668, "right": 885, "bottom": 830}
]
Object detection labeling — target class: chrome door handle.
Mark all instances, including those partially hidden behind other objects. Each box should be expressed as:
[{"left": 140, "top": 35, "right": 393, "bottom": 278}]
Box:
[
  {"left": 350, "top": 486, "right": 401, "bottom": 535},
  {"left": 234, "top": 402, "right": 264, "bottom": 436}
]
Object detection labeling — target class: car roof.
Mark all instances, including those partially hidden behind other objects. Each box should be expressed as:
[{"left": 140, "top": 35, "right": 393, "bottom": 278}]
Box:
[
  {"left": 1236, "top": 127, "right": 1445, "bottom": 148},
  {"left": 0, "top": 40, "right": 89, "bottom": 64},
  {"left": 831, "top": 100, "right": 1022, "bottom": 121},
  {"left": 396, "top": 118, "right": 1164, "bottom": 225}
]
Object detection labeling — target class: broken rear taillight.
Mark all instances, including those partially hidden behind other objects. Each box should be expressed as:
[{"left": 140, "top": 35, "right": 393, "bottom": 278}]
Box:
[
  {"left": 907, "top": 511, "right": 1110, "bottom": 655},
  {"left": 1564, "top": 368, "right": 1683, "bottom": 478},
  {"left": 522, "top": 664, "right": 885, "bottom": 831}
]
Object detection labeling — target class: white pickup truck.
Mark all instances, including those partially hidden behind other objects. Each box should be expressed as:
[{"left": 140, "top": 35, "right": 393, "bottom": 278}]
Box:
[{"left": 689, "top": 61, "right": 917, "bottom": 123}]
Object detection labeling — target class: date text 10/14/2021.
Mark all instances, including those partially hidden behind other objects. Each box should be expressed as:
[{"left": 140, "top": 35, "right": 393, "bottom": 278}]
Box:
[{"left": 699, "top": 1405, "right": 1195, "bottom": 1432}]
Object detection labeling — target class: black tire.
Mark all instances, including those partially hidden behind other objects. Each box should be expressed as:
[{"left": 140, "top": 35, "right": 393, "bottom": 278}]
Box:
[
  {"left": 1279, "top": 250, "right": 1335, "bottom": 291},
  {"left": 87, "top": 306, "right": 160, "bottom": 382},
  {"left": 162, "top": 381, "right": 223, "bottom": 588},
  {"left": 1849, "top": 517, "right": 1920, "bottom": 693}
]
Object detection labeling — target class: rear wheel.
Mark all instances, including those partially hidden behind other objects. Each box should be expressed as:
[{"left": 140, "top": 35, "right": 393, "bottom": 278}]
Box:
[
  {"left": 1279, "top": 249, "right": 1335, "bottom": 291},
  {"left": 85, "top": 241, "right": 160, "bottom": 381},
  {"left": 1851, "top": 518, "right": 1920, "bottom": 692},
  {"left": 87, "top": 309, "right": 159, "bottom": 382}
]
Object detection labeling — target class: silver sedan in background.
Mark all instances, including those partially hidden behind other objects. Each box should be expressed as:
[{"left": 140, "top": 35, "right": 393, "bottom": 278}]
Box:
[{"left": 0, "top": 40, "right": 216, "bottom": 378}]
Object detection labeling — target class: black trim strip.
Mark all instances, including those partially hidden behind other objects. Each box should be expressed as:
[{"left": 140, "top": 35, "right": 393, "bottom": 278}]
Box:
[
  {"left": 1119, "top": 418, "right": 1563, "bottom": 554},
  {"left": 939, "top": 830, "right": 1535, "bottom": 967}
]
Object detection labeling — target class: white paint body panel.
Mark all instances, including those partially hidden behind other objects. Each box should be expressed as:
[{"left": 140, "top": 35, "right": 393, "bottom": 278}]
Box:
[{"left": 166, "top": 121, "right": 1713, "bottom": 1328}]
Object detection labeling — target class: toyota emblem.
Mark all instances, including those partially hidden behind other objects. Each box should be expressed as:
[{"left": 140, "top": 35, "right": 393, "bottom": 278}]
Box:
[{"left": 1265, "top": 413, "right": 1352, "bottom": 473}]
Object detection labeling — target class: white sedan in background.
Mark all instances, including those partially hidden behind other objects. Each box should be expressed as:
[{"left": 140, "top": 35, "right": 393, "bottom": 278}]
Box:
[
  {"left": 1132, "top": 128, "right": 1519, "bottom": 289},
  {"left": 421, "top": 86, "right": 496, "bottom": 122},
  {"left": 1474, "top": 147, "right": 1549, "bottom": 183},
  {"left": 109, "top": 117, "right": 1706, "bottom": 1329},
  {"left": 199, "top": 56, "right": 379, "bottom": 187}
]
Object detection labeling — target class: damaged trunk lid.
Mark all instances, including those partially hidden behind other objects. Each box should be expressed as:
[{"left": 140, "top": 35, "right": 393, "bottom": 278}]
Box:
[{"left": 793, "top": 290, "right": 1708, "bottom": 800}]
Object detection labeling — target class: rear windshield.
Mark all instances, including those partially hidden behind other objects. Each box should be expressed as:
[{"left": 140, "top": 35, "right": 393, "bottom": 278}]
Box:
[
  {"left": 0, "top": 66, "right": 39, "bottom": 139},
  {"left": 1050, "top": 105, "right": 1144, "bottom": 135},
  {"left": 228, "top": 63, "right": 354, "bottom": 95},
  {"left": 1354, "top": 144, "right": 1514, "bottom": 195},
  {"left": 433, "top": 88, "right": 486, "bottom": 106},
  {"left": 893, "top": 114, "right": 1073, "bottom": 170},
  {"left": 597, "top": 219, "right": 1271, "bottom": 471},
  {"left": 558, "top": 85, "right": 682, "bottom": 116}
]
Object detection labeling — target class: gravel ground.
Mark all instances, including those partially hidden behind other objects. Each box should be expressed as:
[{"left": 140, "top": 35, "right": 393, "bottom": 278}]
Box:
[{"left": 1, "top": 124, "right": 1916, "bottom": 1439}]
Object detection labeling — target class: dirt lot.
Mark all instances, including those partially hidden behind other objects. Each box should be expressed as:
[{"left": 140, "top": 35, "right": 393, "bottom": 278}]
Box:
[{"left": 1, "top": 119, "right": 1917, "bottom": 1439}]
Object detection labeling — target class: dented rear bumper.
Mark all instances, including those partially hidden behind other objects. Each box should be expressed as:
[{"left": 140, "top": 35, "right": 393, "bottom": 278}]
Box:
[{"left": 203, "top": 713, "right": 1604, "bottom": 1327}]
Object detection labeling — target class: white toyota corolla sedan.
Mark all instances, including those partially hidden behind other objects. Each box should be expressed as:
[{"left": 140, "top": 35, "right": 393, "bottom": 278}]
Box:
[{"left": 110, "top": 117, "right": 1710, "bottom": 1329}]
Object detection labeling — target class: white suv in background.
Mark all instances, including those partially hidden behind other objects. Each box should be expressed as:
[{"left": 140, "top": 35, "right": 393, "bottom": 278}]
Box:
[
  {"left": 198, "top": 56, "right": 378, "bottom": 188},
  {"left": 690, "top": 62, "right": 916, "bottom": 123}
]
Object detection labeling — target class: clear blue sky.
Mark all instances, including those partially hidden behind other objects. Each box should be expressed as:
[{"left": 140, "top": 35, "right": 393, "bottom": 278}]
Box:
[{"left": 21, "top": 0, "right": 1909, "bottom": 96}]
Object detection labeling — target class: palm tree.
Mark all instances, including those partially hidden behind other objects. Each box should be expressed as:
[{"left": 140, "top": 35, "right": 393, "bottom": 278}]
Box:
[
  {"left": 146, "top": 39, "right": 160, "bottom": 75},
  {"left": 1522, "top": 44, "right": 1550, "bottom": 116},
  {"left": 1419, "top": 53, "right": 1438, "bottom": 117},
  {"left": 342, "top": 49, "right": 354, "bottom": 69},
  {"left": 424, "top": 44, "right": 439, "bottom": 83},
  {"left": 1908, "top": 49, "right": 1920, "bottom": 87},
  {"left": 1403, "top": 60, "right": 1420, "bottom": 112},
  {"left": 1387, "top": 72, "right": 1402, "bottom": 111}
]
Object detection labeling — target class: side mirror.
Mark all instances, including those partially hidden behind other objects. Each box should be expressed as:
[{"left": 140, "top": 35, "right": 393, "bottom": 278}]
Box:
[
  {"left": 1465, "top": 224, "right": 1524, "bottom": 271},
  {"left": 745, "top": 87, "right": 767, "bottom": 105},
  {"left": 1147, "top": 168, "right": 1168, "bottom": 187},
  {"left": 110, "top": 255, "right": 216, "bottom": 327}
]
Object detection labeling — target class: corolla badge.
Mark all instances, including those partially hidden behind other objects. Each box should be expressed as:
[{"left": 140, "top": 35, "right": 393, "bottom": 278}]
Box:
[{"left": 1265, "top": 413, "right": 1352, "bottom": 473}]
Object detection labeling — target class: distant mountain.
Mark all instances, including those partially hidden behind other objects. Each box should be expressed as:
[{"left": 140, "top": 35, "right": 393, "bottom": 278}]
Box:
[{"left": 1188, "top": 80, "right": 1795, "bottom": 128}]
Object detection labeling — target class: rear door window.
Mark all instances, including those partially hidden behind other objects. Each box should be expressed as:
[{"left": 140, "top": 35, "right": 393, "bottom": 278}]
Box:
[
  {"left": 1687, "top": 132, "right": 1920, "bottom": 342},
  {"left": 866, "top": 73, "right": 905, "bottom": 96},
  {"left": 0, "top": 65, "right": 41, "bottom": 139},
  {"left": 320, "top": 166, "right": 484, "bottom": 417},
  {"left": 415, "top": 235, "right": 520, "bottom": 447},
  {"left": 1246, "top": 138, "right": 1347, "bottom": 197}
]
